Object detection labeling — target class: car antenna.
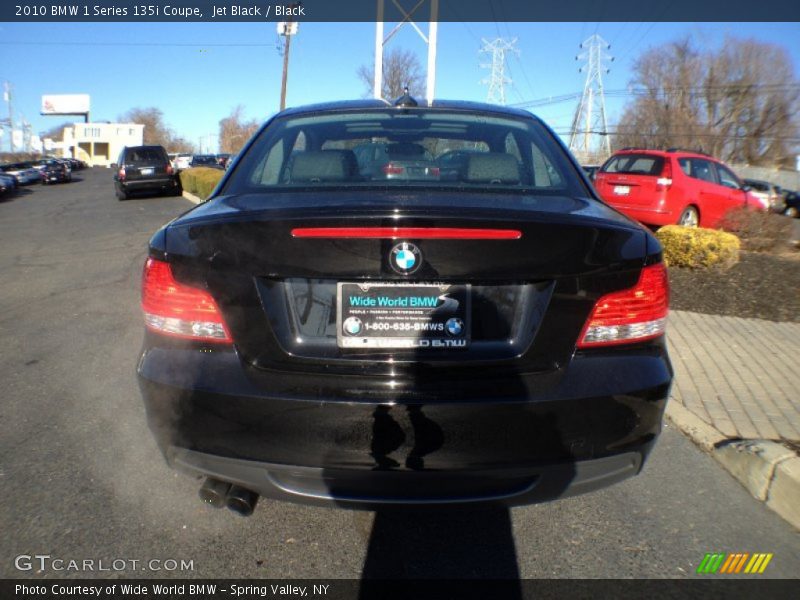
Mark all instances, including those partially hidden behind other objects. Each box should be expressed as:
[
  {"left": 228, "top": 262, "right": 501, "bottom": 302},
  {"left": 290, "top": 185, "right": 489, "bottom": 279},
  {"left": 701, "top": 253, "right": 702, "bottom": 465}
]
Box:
[{"left": 394, "top": 86, "right": 418, "bottom": 108}]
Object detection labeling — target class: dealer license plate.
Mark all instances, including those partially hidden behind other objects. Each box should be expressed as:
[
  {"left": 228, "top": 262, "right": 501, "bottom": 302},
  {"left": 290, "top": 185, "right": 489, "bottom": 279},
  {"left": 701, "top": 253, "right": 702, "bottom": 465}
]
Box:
[
  {"left": 613, "top": 185, "right": 630, "bottom": 195},
  {"left": 337, "top": 283, "right": 471, "bottom": 349}
]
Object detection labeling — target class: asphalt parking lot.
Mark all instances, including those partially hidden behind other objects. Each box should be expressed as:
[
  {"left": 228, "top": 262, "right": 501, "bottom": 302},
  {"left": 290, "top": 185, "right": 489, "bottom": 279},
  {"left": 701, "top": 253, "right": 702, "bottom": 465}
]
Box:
[{"left": 1, "top": 167, "right": 798, "bottom": 580}]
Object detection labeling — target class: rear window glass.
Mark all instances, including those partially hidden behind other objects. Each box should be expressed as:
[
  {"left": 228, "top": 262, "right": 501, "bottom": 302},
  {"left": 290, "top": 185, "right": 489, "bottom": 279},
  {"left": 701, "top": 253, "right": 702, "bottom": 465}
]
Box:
[
  {"left": 221, "top": 109, "right": 584, "bottom": 196},
  {"left": 601, "top": 154, "right": 664, "bottom": 176},
  {"left": 745, "top": 180, "right": 769, "bottom": 192},
  {"left": 126, "top": 147, "right": 166, "bottom": 163}
]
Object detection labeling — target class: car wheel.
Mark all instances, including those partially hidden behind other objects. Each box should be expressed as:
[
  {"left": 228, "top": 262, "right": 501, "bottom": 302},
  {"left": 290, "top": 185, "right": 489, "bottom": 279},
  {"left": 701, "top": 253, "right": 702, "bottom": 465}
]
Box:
[
  {"left": 678, "top": 206, "right": 699, "bottom": 228},
  {"left": 116, "top": 190, "right": 128, "bottom": 201},
  {"left": 784, "top": 206, "right": 799, "bottom": 218}
]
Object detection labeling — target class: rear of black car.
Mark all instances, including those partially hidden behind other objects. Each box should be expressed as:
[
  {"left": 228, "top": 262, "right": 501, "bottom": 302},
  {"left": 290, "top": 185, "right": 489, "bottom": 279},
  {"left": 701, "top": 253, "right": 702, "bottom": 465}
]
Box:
[
  {"left": 114, "top": 145, "right": 180, "bottom": 200},
  {"left": 137, "top": 101, "right": 672, "bottom": 513},
  {"left": 40, "top": 159, "right": 71, "bottom": 184}
]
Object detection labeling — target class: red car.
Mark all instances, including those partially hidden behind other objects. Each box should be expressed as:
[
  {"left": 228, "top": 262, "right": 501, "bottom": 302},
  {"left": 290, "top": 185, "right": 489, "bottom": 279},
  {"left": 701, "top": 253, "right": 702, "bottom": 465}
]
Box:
[{"left": 594, "top": 149, "right": 759, "bottom": 229}]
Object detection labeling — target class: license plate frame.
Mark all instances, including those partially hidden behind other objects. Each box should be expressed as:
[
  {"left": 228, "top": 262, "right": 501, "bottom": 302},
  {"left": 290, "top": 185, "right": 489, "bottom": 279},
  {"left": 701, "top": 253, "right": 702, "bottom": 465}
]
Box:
[{"left": 336, "top": 282, "right": 471, "bottom": 349}]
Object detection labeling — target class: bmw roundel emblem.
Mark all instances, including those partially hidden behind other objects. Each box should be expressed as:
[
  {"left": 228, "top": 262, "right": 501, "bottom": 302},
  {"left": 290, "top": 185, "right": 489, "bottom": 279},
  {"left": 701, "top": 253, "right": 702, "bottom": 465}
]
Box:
[
  {"left": 390, "top": 242, "right": 422, "bottom": 274},
  {"left": 446, "top": 318, "right": 464, "bottom": 337},
  {"left": 343, "top": 316, "right": 363, "bottom": 336}
]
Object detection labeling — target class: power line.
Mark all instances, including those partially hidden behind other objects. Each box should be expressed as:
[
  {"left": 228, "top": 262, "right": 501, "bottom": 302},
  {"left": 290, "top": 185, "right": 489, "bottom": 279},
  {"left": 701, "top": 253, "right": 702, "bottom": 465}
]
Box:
[
  {"left": 552, "top": 129, "right": 800, "bottom": 143},
  {"left": 511, "top": 83, "right": 800, "bottom": 109},
  {"left": 0, "top": 40, "right": 272, "bottom": 47}
]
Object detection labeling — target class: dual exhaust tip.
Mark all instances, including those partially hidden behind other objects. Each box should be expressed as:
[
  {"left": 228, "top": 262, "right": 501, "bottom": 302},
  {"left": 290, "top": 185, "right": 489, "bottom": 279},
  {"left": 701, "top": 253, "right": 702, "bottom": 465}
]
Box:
[{"left": 199, "top": 477, "right": 258, "bottom": 516}]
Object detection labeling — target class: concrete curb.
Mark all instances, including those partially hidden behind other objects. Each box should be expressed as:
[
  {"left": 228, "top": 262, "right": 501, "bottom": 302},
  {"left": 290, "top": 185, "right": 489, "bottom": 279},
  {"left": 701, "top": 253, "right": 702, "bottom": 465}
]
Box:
[
  {"left": 182, "top": 190, "right": 203, "bottom": 205},
  {"left": 666, "top": 403, "right": 800, "bottom": 530},
  {"left": 664, "top": 402, "right": 726, "bottom": 452}
]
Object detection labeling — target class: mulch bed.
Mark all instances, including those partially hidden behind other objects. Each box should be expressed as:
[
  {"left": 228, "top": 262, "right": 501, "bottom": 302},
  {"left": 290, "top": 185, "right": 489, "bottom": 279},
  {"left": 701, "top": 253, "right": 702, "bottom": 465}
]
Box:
[{"left": 668, "top": 251, "right": 800, "bottom": 323}]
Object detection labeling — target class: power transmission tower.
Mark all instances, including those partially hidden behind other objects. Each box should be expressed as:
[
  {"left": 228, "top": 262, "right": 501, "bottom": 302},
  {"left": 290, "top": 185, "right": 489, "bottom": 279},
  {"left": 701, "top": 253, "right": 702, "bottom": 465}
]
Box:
[
  {"left": 480, "top": 38, "right": 518, "bottom": 106},
  {"left": 569, "top": 34, "right": 613, "bottom": 163}
]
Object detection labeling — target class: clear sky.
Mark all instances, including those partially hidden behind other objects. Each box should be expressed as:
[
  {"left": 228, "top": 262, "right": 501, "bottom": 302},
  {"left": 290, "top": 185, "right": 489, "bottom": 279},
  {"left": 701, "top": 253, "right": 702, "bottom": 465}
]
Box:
[{"left": 1, "top": 21, "right": 799, "bottom": 151}]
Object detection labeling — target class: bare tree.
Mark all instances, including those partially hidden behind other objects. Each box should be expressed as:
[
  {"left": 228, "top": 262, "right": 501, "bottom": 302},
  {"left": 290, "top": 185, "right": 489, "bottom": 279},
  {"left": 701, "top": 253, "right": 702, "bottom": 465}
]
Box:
[
  {"left": 357, "top": 48, "right": 426, "bottom": 100},
  {"left": 218, "top": 106, "right": 260, "bottom": 154},
  {"left": 613, "top": 36, "right": 799, "bottom": 167},
  {"left": 40, "top": 121, "right": 73, "bottom": 141},
  {"left": 118, "top": 107, "right": 194, "bottom": 152}
]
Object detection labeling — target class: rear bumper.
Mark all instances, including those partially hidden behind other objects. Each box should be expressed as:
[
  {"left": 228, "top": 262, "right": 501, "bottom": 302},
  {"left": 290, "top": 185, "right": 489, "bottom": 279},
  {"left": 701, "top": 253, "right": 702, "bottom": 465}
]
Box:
[
  {"left": 120, "top": 177, "right": 178, "bottom": 192},
  {"left": 167, "top": 445, "right": 648, "bottom": 508},
  {"left": 137, "top": 342, "right": 672, "bottom": 507}
]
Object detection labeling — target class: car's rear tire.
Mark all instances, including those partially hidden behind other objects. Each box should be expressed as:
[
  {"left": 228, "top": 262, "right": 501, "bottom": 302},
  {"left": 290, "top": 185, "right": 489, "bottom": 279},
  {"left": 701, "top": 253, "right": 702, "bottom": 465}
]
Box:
[
  {"left": 784, "top": 206, "right": 799, "bottom": 218},
  {"left": 678, "top": 206, "right": 699, "bottom": 228},
  {"left": 116, "top": 189, "right": 128, "bottom": 201}
]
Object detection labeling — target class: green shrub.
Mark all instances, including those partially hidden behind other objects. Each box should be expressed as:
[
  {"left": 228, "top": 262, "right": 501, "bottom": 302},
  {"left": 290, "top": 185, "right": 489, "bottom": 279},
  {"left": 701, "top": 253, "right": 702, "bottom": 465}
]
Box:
[
  {"left": 179, "top": 167, "right": 224, "bottom": 200},
  {"left": 656, "top": 225, "right": 741, "bottom": 269},
  {"left": 717, "top": 207, "right": 795, "bottom": 253}
]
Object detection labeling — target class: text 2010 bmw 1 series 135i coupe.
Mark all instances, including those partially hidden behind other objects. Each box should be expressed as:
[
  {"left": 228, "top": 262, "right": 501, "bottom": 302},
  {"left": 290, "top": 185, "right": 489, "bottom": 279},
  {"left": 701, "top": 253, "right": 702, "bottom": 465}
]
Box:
[{"left": 137, "top": 97, "right": 672, "bottom": 515}]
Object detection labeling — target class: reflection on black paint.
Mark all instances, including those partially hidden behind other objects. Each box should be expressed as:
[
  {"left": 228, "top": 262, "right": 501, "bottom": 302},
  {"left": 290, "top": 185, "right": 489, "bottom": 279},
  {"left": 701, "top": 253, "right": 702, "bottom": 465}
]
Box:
[
  {"left": 370, "top": 405, "right": 444, "bottom": 471},
  {"left": 404, "top": 406, "right": 443, "bottom": 471}
]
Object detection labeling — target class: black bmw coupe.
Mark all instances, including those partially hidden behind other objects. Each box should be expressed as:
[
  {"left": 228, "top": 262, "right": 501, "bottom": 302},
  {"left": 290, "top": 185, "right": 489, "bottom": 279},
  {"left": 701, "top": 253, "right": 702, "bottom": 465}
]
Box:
[{"left": 137, "top": 97, "right": 672, "bottom": 515}]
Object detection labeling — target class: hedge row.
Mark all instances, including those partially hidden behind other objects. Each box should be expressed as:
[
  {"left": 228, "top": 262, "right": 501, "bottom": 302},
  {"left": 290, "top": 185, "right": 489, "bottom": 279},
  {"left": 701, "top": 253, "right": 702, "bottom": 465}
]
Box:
[
  {"left": 179, "top": 167, "right": 224, "bottom": 200},
  {"left": 656, "top": 225, "right": 741, "bottom": 270}
]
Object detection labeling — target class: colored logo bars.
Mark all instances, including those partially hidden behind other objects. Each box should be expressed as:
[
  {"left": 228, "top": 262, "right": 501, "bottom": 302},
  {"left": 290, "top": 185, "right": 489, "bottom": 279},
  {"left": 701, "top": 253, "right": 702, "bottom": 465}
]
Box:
[{"left": 697, "top": 553, "right": 773, "bottom": 574}]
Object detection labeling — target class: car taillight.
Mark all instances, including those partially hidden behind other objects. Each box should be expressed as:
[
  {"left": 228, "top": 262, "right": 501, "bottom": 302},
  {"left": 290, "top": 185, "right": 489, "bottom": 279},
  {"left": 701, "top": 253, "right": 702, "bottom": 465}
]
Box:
[
  {"left": 577, "top": 263, "right": 669, "bottom": 348},
  {"left": 118, "top": 168, "right": 126, "bottom": 181},
  {"left": 656, "top": 160, "right": 672, "bottom": 191},
  {"left": 166, "top": 164, "right": 174, "bottom": 175},
  {"left": 382, "top": 163, "right": 405, "bottom": 175},
  {"left": 141, "top": 258, "right": 232, "bottom": 343}
]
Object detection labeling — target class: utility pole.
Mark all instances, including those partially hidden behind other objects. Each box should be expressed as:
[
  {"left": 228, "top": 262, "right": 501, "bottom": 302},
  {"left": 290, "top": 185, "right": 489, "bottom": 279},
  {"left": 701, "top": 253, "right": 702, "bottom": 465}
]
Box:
[
  {"left": 373, "top": 0, "right": 439, "bottom": 105},
  {"left": 278, "top": 10, "right": 299, "bottom": 111},
  {"left": 569, "top": 34, "right": 613, "bottom": 163},
  {"left": 480, "top": 38, "right": 518, "bottom": 106},
  {"left": 4, "top": 81, "right": 13, "bottom": 153}
]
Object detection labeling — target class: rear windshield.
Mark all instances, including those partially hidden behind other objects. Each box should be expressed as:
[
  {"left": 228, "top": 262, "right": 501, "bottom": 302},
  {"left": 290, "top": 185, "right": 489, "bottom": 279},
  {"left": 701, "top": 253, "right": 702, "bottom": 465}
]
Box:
[
  {"left": 126, "top": 147, "right": 167, "bottom": 163},
  {"left": 221, "top": 108, "right": 585, "bottom": 196},
  {"left": 745, "top": 180, "right": 769, "bottom": 192},
  {"left": 601, "top": 154, "right": 664, "bottom": 176}
]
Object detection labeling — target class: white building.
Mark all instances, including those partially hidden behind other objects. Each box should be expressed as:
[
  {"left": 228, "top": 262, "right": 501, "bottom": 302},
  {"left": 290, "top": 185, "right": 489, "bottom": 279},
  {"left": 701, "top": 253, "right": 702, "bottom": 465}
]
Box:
[{"left": 60, "top": 122, "right": 144, "bottom": 167}]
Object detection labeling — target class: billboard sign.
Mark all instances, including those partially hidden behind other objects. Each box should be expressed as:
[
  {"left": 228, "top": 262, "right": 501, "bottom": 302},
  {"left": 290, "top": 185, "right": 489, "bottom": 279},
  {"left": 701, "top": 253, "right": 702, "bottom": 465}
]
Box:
[{"left": 41, "top": 94, "right": 90, "bottom": 115}]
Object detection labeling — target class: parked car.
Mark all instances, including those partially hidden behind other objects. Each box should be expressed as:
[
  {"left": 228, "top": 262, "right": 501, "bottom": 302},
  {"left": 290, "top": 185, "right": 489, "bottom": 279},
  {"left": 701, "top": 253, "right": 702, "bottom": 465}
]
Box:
[
  {"left": 215, "top": 153, "right": 232, "bottom": 168},
  {"left": 594, "top": 148, "right": 760, "bottom": 229},
  {"left": 1, "top": 162, "right": 42, "bottom": 185},
  {"left": 742, "top": 179, "right": 785, "bottom": 213},
  {"left": 173, "top": 153, "right": 193, "bottom": 171},
  {"left": 113, "top": 145, "right": 181, "bottom": 200},
  {"left": 137, "top": 97, "right": 673, "bottom": 515},
  {"left": 0, "top": 171, "right": 18, "bottom": 197},
  {"left": 353, "top": 141, "right": 440, "bottom": 181},
  {"left": 40, "top": 159, "right": 72, "bottom": 184},
  {"left": 64, "top": 157, "right": 87, "bottom": 171},
  {"left": 783, "top": 190, "right": 799, "bottom": 218},
  {"left": 190, "top": 154, "right": 220, "bottom": 168},
  {"left": 224, "top": 153, "right": 237, "bottom": 171}
]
